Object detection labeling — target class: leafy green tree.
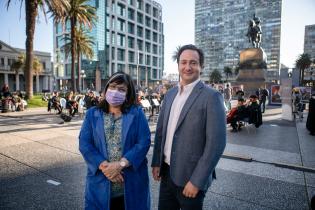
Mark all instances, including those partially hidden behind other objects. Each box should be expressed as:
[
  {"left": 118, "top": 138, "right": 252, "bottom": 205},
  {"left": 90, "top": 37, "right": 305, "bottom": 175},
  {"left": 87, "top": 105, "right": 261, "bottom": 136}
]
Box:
[
  {"left": 223, "top": 66, "right": 233, "bottom": 82},
  {"left": 6, "top": 0, "right": 68, "bottom": 99},
  {"left": 209, "top": 69, "right": 222, "bottom": 84},
  {"left": 61, "top": 27, "right": 94, "bottom": 91},
  {"left": 295, "top": 53, "right": 312, "bottom": 86},
  {"left": 59, "top": 0, "right": 97, "bottom": 92}
]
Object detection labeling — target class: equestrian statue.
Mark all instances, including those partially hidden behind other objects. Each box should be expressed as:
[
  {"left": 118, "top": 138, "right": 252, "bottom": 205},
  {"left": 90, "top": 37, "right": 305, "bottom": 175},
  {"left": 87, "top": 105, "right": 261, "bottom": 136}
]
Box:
[{"left": 246, "top": 14, "right": 262, "bottom": 48}]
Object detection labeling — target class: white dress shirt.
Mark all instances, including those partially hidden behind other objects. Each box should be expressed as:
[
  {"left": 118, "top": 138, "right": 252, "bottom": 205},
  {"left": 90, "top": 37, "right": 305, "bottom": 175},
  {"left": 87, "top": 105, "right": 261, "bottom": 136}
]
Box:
[{"left": 164, "top": 79, "right": 200, "bottom": 165}]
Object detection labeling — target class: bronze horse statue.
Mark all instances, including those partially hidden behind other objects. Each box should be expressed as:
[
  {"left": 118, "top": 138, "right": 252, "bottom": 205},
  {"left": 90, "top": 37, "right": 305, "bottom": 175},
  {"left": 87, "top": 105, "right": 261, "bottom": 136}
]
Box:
[{"left": 246, "top": 15, "right": 262, "bottom": 48}]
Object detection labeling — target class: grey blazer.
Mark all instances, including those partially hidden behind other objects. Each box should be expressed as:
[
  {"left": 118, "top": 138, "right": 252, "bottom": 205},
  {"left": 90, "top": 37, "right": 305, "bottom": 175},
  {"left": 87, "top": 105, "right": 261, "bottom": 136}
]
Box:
[{"left": 151, "top": 81, "right": 226, "bottom": 191}]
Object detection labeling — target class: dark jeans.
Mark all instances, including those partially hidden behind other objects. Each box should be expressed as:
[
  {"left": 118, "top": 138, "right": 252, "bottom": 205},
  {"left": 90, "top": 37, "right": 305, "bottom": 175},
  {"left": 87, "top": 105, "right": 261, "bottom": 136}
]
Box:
[
  {"left": 110, "top": 196, "right": 125, "bottom": 210},
  {"left": 259, "top": 99, "right": 266, "bottom": 113},
  {"left": 159, "top": 163, "right": 205, "bottom": 210}
]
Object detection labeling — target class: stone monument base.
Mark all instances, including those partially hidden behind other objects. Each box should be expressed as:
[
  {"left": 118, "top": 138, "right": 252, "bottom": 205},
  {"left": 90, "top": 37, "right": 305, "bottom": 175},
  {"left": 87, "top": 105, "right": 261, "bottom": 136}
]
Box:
[{"left": 236, "top": 48, "right": 267, "bottom": 96}]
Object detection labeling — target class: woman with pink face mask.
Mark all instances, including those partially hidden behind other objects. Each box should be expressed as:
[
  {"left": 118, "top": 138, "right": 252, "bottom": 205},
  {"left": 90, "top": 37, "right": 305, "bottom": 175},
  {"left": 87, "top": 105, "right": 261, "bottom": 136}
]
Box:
[{"left": 79, "top": 72, "right": 151, "bottom": 210}]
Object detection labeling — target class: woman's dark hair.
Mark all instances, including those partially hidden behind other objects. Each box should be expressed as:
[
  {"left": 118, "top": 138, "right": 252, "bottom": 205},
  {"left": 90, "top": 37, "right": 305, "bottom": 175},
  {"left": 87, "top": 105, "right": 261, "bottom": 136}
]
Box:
[
  {"left": 176, "top": 44, "right": 204, "bottom": 68},
  {"left": 98, "top": 72, "right": 137, "bottom": 113}
]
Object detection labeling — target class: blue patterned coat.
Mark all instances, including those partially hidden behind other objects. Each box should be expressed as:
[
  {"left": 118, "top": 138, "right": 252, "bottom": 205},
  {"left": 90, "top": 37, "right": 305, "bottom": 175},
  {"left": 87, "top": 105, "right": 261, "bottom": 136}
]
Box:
[{"left": 79, "top": 106, "right": 151, "bottom": 210}]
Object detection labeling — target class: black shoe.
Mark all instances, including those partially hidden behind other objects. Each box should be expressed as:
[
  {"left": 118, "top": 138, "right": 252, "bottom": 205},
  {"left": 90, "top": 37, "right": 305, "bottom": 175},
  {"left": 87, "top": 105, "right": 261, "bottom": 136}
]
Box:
[{"left": 231, "top": 128, "right": 238, "bottom": 132}]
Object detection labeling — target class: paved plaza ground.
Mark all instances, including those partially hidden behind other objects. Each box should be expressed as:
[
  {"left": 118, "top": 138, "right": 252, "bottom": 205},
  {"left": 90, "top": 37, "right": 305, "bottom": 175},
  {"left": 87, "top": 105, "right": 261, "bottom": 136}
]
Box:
[{"left": 0, "top": 106, "right": 314, "bottom": 209}]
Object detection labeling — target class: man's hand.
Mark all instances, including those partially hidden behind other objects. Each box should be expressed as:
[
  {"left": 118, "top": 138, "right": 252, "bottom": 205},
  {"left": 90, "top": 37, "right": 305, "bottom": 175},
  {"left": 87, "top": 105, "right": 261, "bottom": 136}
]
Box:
[
  {"left": 182, "top": 181, "right": 199, "bottom": 198},
  {"left": 152, "top": 167, "right": 161, "bottom": 181}
]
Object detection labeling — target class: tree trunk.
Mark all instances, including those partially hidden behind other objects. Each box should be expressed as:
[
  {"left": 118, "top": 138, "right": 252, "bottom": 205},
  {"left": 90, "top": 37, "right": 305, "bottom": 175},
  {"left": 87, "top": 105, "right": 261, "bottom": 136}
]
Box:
[
  {"left": 70, "top": 17, "right": 76, "bottom": 92},
  {"left": 25, "top": 0, "right": 38, "bottom": 99},
  {"left": 77, "top": 51, "right": 81, "bottom": 93},
  {"left": 301, "top": 69, "right": 305, "bottom": 86}
]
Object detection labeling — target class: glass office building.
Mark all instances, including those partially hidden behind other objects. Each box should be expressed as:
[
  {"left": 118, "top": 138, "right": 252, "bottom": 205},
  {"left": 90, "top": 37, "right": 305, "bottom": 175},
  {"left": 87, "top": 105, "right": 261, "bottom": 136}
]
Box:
[
  {"left": 304, "top": 24, "right": 315, "bottom": 60},
  {"left": 53, "top": 0, "right": 164, "bottom": 90},
  {"left": 195, "top": 0, "right": 282, "bottom": 82}
]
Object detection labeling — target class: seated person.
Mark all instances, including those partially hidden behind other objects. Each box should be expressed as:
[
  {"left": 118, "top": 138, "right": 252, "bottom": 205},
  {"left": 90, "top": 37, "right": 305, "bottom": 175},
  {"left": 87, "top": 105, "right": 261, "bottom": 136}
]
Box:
[
  {"left": 247, "top": 95, "right": 262, "bottom": 127},
  {"left": 1, "top": 84, "right": 14, "bottom": 112},
  {"left": 66, "top": 91, "right": 78, "bottom": 116},
  {"left": 229, "top": 98, "right": 249, "bottom": 132},
  {"left": 51, "top": 91, "right": 62, "bottom": 114}
]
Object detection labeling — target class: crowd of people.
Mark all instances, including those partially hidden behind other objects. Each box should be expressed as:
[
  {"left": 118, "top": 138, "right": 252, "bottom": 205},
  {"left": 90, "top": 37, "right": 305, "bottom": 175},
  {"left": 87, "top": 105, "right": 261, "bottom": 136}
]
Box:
[{"left": 0, "top": 84, "right": 26, "bottom": 113}]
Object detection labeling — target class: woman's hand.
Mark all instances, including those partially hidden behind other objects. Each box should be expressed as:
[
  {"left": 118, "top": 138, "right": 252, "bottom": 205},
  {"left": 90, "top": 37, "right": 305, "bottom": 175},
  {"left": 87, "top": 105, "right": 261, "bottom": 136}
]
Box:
[{"left": 101, "top": 161, "right": 122, "bottom": 180}]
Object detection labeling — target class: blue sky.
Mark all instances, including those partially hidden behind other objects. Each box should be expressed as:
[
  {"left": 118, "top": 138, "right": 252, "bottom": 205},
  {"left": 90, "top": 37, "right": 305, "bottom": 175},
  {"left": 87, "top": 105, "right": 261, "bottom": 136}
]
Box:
[{"left": 0, "top": 0, "right": 314, "bottom": 74}]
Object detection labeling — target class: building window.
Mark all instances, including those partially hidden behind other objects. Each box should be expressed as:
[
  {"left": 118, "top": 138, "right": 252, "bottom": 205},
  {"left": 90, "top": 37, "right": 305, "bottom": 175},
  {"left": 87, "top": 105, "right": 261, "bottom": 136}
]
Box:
[
  {"left": 128, "top": 22, "right": 135, "bottom": 34},
  {"left": 145, "top": 29, "right": 151, "bottom": 40},
  {"left": 128, "top": 51, "right": 135, "bottom": 63},
  {"left": 117, "top": 3, "right": 125, "bottom": 17},
  {"left": 128, "top": 0, "right": 134, "bottom": 6},
  {"left": 111, "top": 32, "right": 116, "bottom": 45},
  {"left": 117, "top": 18, "right": 125, "bottom": 32},
  {"left": 137, "top": 26, "right": 143, "bottom": 37},
  {"left": 145, "top": 16, "right": 151, "bottom": 27},
  {"left": 153, "top": 7, "right": 158, "bottom": 18},
  {"left": 137, "top": 12, "right": 143, "bottom": 24},
  {"left": 146, "top": 55, "right": 150, "bottom": 65},
  {"left": 128, "top": 8, "right": 135, "bottom": 20},
  {"left": 0, "top": 58, "right": 4, "bottom": 66},
  {"left": 118, "top": 33, "right": 125, "bottom": 47},
  {"left": 42, "top": 62, "right": 46, "bottom": 70},
  {"left": 106, "top": 31, "right": 110, "bottom": 44},
  {"left": 137, "top": 0, "right": 142, "bottom": 10},
  {"left": 153, "top": 20, "right": 158, "bottom": 30},
  {"left": 153, "top": 44, "right": 158, "bottom": 54},
  {"left": 117, "top": 64, "right": 125, "bottom": 72},
  {"left": 153, "top": 56, "right": 158, "bottom": 67},
  {"left": 145, "top": 3, "right": 151, "bottom": 14},
  {"left": 153, "top": 32, "right": 158, "bottom": 42},
  {"left": 112, "top": 47, "right": 115, "bottom": 60},
  {"left": 128, "top": 37, "right": 135, "bottom": 48},
  {"left": 137, "top": 39, "right": 143, "bottom": 51},
  {"left": 117, "top": 49, "right": 125, "bottom": 61},
  {"left": 139, "top": 53, "right": 143, "bottom": 64},
  {"left": 145, "top": 42, "right": 151, "bottom": 53}
]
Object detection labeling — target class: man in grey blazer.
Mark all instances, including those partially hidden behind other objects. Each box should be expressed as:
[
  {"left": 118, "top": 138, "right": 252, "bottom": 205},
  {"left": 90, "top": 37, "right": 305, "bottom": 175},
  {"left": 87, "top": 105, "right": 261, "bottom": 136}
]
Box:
[{"left": 151, "top": 44, "right": 226, "bottom": 210}]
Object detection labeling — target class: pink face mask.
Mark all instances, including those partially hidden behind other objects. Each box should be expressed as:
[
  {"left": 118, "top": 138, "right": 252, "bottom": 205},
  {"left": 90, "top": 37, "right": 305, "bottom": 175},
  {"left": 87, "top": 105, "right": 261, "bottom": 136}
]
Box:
[{"left": 105, "top": 89, "right": 126, "bottom": 106}]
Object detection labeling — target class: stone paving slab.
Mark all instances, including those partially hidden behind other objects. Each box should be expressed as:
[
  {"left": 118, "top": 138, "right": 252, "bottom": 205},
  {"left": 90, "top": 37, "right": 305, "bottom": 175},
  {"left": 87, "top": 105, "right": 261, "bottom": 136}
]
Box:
[
  {"left": 227, "top": 122, "right": 300, "bottom": 154},
  {"left": 217, "top": 158, "right": 305, "bottom": 186},
  {"left": 225, "top": 143, "right": 302, "bottom": 165},
  {"left": 210, "top": 169, "right": 309, "bottom": 210},
  {"left": 0, "top": 142, "right": 82, "bottom": 172}
]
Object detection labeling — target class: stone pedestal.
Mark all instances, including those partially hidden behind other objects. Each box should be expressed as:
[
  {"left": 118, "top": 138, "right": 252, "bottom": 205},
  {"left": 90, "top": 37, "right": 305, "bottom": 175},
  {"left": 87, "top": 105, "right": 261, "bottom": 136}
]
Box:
[
  {"left": 95, "top": 68, "right": 101, "bottom": 92},
  {"left": 280, "top": 78, "right": 293, "bottom": 121},
  {"left": 236, "top": 48, "right": 267, "bottom": 96}
]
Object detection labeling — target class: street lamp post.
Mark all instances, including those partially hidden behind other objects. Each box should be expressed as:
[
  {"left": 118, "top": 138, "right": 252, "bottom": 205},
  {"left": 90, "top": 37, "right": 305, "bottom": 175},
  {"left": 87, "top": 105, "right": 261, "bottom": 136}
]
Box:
[{"left": 80, "top": 70, "right": 86, "bottom": 92}]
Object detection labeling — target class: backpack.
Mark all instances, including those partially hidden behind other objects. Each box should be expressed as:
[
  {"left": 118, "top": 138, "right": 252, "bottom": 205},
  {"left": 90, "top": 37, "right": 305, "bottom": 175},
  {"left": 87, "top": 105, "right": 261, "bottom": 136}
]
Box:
[{"left": 60, "top": 113, "right": 72, "bottom": 122}]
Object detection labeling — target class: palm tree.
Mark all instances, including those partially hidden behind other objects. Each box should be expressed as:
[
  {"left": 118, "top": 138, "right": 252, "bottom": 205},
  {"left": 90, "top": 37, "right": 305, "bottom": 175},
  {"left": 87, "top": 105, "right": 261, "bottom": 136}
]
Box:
[
  {"left": 172, "top": 45, "right": 182, "bottom": 62},
  {"left": 60, "top": 0, "right": 97, "bottom": 92},
  {"left": 233, "top": 62, "right": 240, "bottom": 76},
  {"left": 11, "top": 54, "right": 44, "bottom": 92},
  {"left": 61, "top": 27, "right": 94, "bottom": 91},
  {"left": 6, "top": 0, "right": 68, "bottom": 99},
  {"left": 295, "top": 53, "right": 312, "bottom": 86},
  {"left": 11, "top": 54, "right": 25, "bottom": 91},
  {"left": 223, "top": 66, "right": 233, "bottom": 82},
  {"left": 209, "top": 69, "right": 222, "bottom": 84},
  {"left": 33, "top": 57, "right": 43, "bottom": 92}
]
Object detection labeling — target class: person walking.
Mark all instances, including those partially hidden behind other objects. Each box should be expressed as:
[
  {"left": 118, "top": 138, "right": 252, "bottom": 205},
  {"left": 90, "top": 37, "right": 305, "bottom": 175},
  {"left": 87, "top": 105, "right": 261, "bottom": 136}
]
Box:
[
  {"left": 224, "top": 83, "right": 232, "bottom": 111},
  {"left": 79, "top": 72, "right": 151, "bottom": 210},
  {"left": 151, "top": 44, "right": 226, "bottom": 210},
  {"left": 259, "top": 87, "right": 269, "bottom": 113}
]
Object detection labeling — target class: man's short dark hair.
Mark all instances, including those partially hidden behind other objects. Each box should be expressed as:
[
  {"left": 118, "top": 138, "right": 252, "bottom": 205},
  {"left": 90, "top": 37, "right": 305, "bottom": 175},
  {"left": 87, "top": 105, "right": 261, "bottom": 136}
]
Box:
[{"left": 176, "top": 44, "right": 204, "bottom": 68}]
